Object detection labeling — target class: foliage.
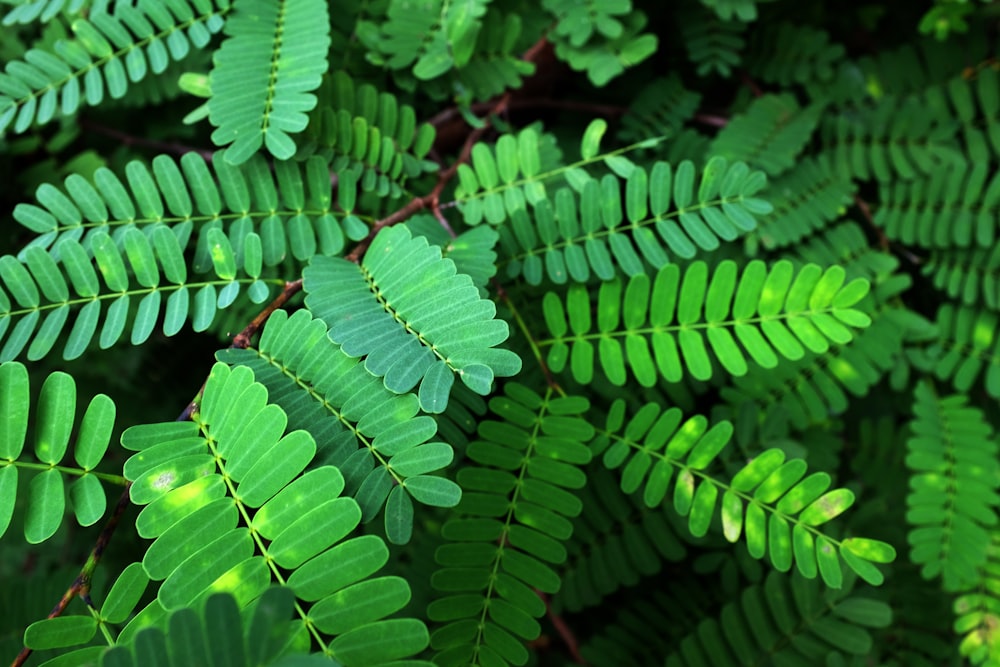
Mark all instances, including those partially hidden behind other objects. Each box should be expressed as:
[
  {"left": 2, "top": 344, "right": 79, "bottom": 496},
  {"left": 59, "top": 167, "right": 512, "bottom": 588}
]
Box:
[{"left": 0, "top": 0, "right": 997, "bottom": 666}]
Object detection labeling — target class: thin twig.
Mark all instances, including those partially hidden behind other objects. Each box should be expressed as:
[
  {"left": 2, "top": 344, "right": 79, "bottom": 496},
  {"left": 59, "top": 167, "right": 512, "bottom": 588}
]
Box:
[
  {"left": 740, "top": 71, "right": 763, "bottom": 98},
  {"left": 428, "top": 97, "right": 626, "bottom": 129},
  {"left": 345, "top": 34, "right": 550, "bottom": 264},
  {"left": 536, "top": 590, "right": 586, "bottom": 664},
  {"left": 79, "top": 118, "right": 214, "bottom": 161},
  {"left": 12, "top": 488, "right": 132, "bottom": 667},
  {"left": 853, "top": 194, "right": 889, "bottom": 251},
  {"left": 176, "top": 280, "right": 303, "bottom": 421},
  {"left": 693, "top": 112, "right": 729, "bottom": 127},
  {"left": 176, "top": 382, "right": 206, "bottom": 421},
  {"left": 231, "top": 279, "right": 303, "bottom": 349},
  {"left": 493, "top": 278, "right": 563, "bottom": 393}
]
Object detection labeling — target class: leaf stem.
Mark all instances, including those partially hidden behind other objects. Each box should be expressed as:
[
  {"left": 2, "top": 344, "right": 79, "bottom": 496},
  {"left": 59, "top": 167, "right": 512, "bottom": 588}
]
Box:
[
  {"left": 494, "top": 279, "right": 564, "bottom": 395},
  {"left": 11, "top": 486, "right": 132, "bottom": 667},
  {"left": 231, "top": 279, "right": 303, "bottom": 349},
  {"left": 0, "top": 461, "right": 126, "bottom": 485},
  {"left": 344, "top": 34, "right": 551, "bottom": 264}
]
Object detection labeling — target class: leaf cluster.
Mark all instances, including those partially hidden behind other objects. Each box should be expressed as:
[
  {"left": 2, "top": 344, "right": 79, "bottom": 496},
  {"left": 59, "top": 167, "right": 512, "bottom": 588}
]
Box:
[{"left": 3, "top": 1, "right": 999, "bottom": 666}]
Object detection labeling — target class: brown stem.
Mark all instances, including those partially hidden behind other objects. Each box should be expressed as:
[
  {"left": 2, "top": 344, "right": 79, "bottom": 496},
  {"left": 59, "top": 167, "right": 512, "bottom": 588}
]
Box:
[
  {"left": 428, "top": 97, "right": 627, "bottom": 129},
  {"left": 853, "top": 194, "right": 889, "bottom": 251},
  {"left": 492, "top": 278, "right": 562, "bottom": 392},
  {"left": 346, "top": 34, "right": 550, "bottom": 264},
  {"left": 79, "top": 118, "right": 214, "bottom": 161},
  {"left": 11, "top": 488, "right": 132, "bottom": 667},
  {"left": 536, "top": 590, "right": 586, "bottom": 664},
  {"left": 176, "top": 279, "right": 303, "bottom": 421},
  {"left": 231, "top": 279, "right": 303, "bottom": 349},
  {"left": 740, "top": 71, "right": 763, "bottom": 98},
  {"left": 693, "top": 112, "right": 729, "bottom": 127}
]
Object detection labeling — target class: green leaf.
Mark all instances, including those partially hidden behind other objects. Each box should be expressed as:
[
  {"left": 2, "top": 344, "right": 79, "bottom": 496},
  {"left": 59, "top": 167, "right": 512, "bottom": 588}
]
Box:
[
  {"left": 236, "top": 430, "right": 316, "bottom": 508},
  {"left": 405, "top": 475, "right": 461, "bottom": 507},
  {"left": 270, "top": 498, "right": 360, "bottom": 569},
  {"left": 35, "top": 371, "right": 75, "bottom": 465},
  {"left": 25, "top": 469, "right": 65, "bottom": 543},
  {"left": 143, "top": 498, "right": 238, "bottom": 580},
  {"left": 24, "top": 616, "right": 97, "bottom": 650},
  {"left": 685, "top": 422, "right": 733, "bottom": 468},
  {"left": 816, "top": 537, "right": 843, "bottom": 588},
  {"left": 69, "top": 474, "right": 105, "bottom": 526},
  {"left": 385, "top": 485, "right": 414, "bottom": 545},
  {"left": 0, "top": 362, "right": 29, "bottom": 459},
  {"left": 101, "top": 562, "right": 150, "bottom": 624},
  {"left": 0, "top": 255, "right": 40, "bottom": 307},
  {"left": 0, "top": 466, "right": 18, "bottom": 539},
  {"left": 286, "top": 535, "right": 388, "bottom": 602},
  {"left": 311, "top": 577, "right": 411, "bottom": 635},
  {"left": 840, "top": 548, "right": 885, "bottom": 586},
  {"left": 580, "top": 118, "right": 607, "bottom": 160},
  {"left": 124, "top": 228, "right": 159, "bottom": 288},
  {"left": 74, "top": 394, "right": 115, "bottom": 470},
  {"left": 832, "top": 278, "right": 871, "bottom": 308},
  {"left": 206, "top": 227, "right": 236, "bottom": 280},
  {"left": 390, "top": 442, "right": 454, "bottom": 477},
  {"left": 209, "top": 0, "right": 331, "bottom": 163},
  {"left": 688, "top": 482, "right": 717, "bottom": 537},
  {"left": 414, "top": 49, "right": 454, "bottom": 80},
  {"left": 799, "top": 488, "right": 855, "bottom": 526},
  {"left": 330, "top": 618, "right": 429, "bottom": 665},
  {"left": 834, "top": 598, "right": 892, "bottom": 628},
  {"left": 842, "top": 537, "right": 896, "bottom": 563},
  {"left": 721, "top": 490, "right": 743, "bottom": 541},
  {"left": 158, "top": 530, "right": 254, "bottom": 610},
  {"left": 730, "top": 449, "right": 785, "bottom": 492}
]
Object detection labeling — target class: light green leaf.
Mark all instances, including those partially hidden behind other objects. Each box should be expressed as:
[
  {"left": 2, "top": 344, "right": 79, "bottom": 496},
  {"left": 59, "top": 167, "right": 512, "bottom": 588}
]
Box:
[
  {"left": 25, "top": 469, "right": 65, "bottom": 544},
  {"left": 419, "top": 360, "right": 455, "bottom": 414},
  {"left": 816, "top": 537, "right": 843, "bottom": 588},
  {"left": 686, "top": 422, "right": 733, "bottom": 469},
  {"left": 768, "top": 514, "right": 792, "bottom": 572},
  {"left": 270, "top": 498, "right": 360, "bottom": 569},
  {"left": 390, "top": 443, "right": 454, "bottom": 477},
  {"left": 35, "top": 371, "right": 75, "bottom": 464},
  {"left": 405, "top": 475, "right": 462, "bottom": 507},
  {"left": 0, "top": 362, "right": 29, "bottom": 459},
  {"left": 158, "top": 529, "right": 254, "bottom": 610},
  {"left": 69, "top": 474, "right": 105, "bottom": 526},
  {"left": 721, "top": 490, "right": 743, "bottom": 542},
  {"left": 24, "top": 616, "right": 97, "bottom": 650},
  {"left": 75, "top": 394, "right": 115, "bottom": 470},
  {"left": 799, "top": 488, "right": 855, "bottom": 526},
  {"left": 286, "top": 535, "right": 388, "bottom": 603},
  {"left": 580, "top": 119, "right": 607, "bottom": 160},
  {"left": 385, "top": 485, "right": 414, "bottom": 545},
  {"left": 0, "top": 466, "right": 18, "bottom": 538},
  {"left": 688, "top": 482, "right": 717, "bottom": 537},
  {"left": 101, "top": 562, "right": 150, "bottom": 624},
  {"left": 329, "top": 618, "right": 429, "bottom": 665}
]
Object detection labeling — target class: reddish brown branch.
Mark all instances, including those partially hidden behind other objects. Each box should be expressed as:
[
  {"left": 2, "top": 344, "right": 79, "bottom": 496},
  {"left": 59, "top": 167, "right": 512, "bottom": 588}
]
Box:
[
  {"left": 345, "top": 34, "right": 551, "bottom": 264},
  {"left": 428, "top": 97, "right": 626, "bottom": 130},
  {"left": 493, "top": 278, "right": 562, "bottom": 392},
  {"left": 740, "top": 71, "right": 763, "bottom": 98},
  {"left": 693, "top": 112, "right": 729, "bottom": 127},
  {"left": 176, "top": 382, "right": 206, "bottom": 421},
  {"left": 853, "top": 194, "right": 889, "bottom": 251},
  {"left": 536, "top": 590, "right": 586, "bottom": 664},
  {"left": 231, "top": 279, "right": 303, "bottom": 349},
  {"left": 12, "top": 487, "right": 132, "bottom": 667},
  {"left": 79, "top": 118, "right": 214, "bottom": 161}
]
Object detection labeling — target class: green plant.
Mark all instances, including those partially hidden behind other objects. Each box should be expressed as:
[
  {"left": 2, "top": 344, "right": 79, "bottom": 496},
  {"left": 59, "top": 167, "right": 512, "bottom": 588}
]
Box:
[{"left": 0, "top": 0, "right": 997, "bottom": 666}]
